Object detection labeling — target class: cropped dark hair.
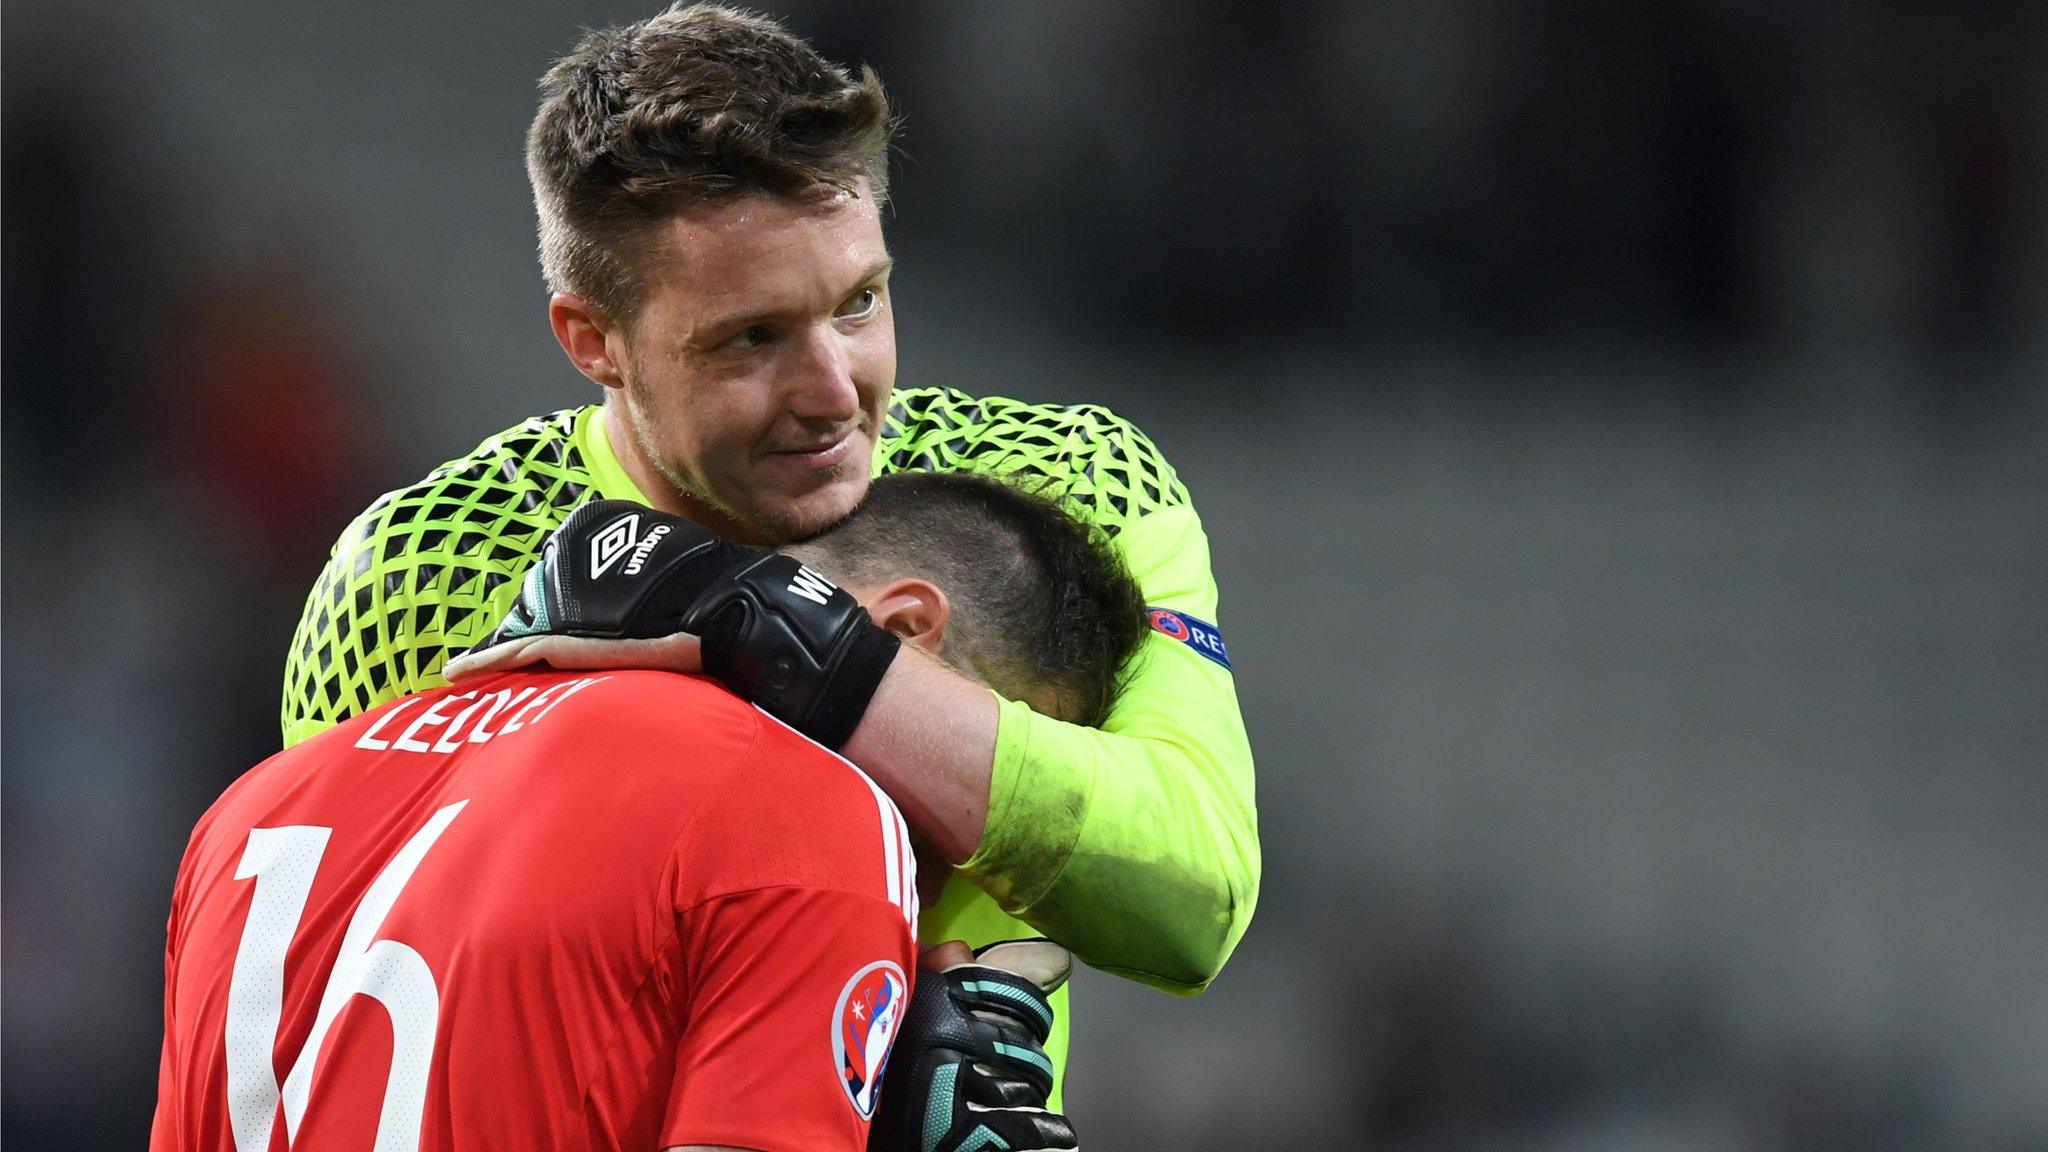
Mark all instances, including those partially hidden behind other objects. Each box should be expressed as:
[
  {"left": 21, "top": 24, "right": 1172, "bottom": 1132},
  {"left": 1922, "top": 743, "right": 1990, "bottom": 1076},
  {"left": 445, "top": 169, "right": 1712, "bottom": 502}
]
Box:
[
  {"left": 793, "top": 474, "right": 1151, "bottom": 728},
  {"left": 525, "top": 3, "right": 895, "bottom": 325}
]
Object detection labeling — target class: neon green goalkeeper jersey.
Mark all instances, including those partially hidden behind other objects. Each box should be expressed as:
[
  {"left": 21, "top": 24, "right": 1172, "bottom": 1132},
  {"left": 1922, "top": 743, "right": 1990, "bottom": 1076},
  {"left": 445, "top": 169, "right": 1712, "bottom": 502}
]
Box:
[{"left": 283, "top": 389, "right": 1260, "bottom": 1095}]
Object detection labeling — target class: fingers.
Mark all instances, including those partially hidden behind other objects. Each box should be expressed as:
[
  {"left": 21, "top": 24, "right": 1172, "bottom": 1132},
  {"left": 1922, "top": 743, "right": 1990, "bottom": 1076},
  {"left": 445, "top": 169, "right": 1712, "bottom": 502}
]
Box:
[
  {"left": 959, "top": 1068, "right": 1043, "bottom": 1109},
  {"left": 921, "top": 940, "right": 976, "bottom": 971},
  {"left": 443, "top": 633, "right": 704, "bottom": 682},
  {"left": 442, "top": 636, "right": 551, "bottom": 681},
  {"left": 940, "top": 965, "right": 1057, "bottom": 1040},
  {"left": 957, "top": 1107, "right": 1079, "bottom": 1152},
  {"left": 971, "top": 1020, "right": 1056, "bottom": 1097},
  {"left": 970, "top": 940, "right": 1072, "bottom": 994},
  {"left": 874, "top": 954, "right": 1080, "bottom": 1152}
]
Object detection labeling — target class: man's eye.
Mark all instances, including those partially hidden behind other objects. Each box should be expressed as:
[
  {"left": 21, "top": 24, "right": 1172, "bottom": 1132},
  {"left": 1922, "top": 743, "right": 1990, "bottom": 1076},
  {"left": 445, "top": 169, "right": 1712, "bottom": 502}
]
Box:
[
  {"left": 837, "top": 288, "right": 881, "bottom": 320},
  {"left": 729, "top": 325, "right": 774, "bottom": 350}
]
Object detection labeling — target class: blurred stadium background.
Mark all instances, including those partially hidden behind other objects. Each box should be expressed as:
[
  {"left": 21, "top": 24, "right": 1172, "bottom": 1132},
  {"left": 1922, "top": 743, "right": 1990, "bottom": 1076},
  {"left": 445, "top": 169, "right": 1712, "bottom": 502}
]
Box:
[{"left": 5, "top": 1, "right": 2044, "bottom": 1149}]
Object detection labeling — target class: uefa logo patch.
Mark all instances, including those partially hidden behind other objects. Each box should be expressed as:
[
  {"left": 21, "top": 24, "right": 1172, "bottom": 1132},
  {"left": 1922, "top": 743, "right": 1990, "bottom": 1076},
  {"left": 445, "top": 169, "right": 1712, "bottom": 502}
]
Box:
[
  {"left": 1147, "top": 607, "right": 1233, "bottom": 670},
  {"left": 831, "top": 960, "right": 908, "bottom": 1118}
]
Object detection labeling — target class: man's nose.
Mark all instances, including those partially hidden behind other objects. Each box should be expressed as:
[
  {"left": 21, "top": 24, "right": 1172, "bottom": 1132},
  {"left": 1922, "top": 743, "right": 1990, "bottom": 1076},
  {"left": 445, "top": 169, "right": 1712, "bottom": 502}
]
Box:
[{"left": 785, "top": 325, "right": 861, "bottom": 423}]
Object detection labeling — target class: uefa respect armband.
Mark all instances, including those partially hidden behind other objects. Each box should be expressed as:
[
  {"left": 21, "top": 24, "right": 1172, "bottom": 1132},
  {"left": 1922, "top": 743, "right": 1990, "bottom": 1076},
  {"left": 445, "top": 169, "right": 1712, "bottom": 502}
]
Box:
[{"left": 1146, "top": 608, "right": 1231, "bottom": 671}]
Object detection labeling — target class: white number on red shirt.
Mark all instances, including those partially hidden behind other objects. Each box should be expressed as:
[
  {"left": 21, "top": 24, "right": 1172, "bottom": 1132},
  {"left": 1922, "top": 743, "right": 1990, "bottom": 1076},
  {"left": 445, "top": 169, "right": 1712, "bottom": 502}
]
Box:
[{"left": 222, "top": 801, "right": 467, "bottom": 1152}]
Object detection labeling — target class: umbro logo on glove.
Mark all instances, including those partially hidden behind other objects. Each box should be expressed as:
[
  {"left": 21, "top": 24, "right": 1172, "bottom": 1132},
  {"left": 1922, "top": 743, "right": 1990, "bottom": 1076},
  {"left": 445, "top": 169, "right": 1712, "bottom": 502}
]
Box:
[
  {"left": 468, "top": 500, "right": 900, "bottom": 749},
  {"left": 587, "top": 512, "right": 673, "bottom": 579}
]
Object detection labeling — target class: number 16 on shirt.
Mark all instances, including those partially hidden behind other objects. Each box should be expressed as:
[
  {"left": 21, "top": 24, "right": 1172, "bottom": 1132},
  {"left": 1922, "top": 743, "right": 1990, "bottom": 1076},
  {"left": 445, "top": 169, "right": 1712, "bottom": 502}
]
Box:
[{"left": 222, "top": 801, "right": 467, "bottom": 1152}]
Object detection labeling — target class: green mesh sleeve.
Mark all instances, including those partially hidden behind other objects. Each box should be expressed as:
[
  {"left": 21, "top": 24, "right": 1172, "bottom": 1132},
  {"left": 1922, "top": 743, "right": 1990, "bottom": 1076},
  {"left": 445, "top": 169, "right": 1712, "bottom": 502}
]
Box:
[
  {"left": 878, "top": 389, "right": 1259, "bottom": 993},
  {"left": 961, "top": 504, "right": 1259, "bottom": 994},
  {"left": 280, "top": 409, "right": 599, "bottom": 745}
]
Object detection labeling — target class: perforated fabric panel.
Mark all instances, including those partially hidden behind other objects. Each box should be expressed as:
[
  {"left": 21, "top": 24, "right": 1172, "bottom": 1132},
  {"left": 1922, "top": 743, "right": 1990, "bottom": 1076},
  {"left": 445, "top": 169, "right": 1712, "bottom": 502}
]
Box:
[
  {"left": 877, "top": 387, "right": 1190, "bottom": 537},
  {"left": 282, "top": 410, "right": 593, "bottom": 739}
]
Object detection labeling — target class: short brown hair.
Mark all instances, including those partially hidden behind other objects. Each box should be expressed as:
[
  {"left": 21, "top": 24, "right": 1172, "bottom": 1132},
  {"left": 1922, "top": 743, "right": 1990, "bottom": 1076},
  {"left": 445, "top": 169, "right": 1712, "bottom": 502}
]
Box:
[
  {"left": 526, "top": 3, "right": 895, "bottom": 325},
  {"left": 791, "top": 473, "right": 1152, "bottom": 729}
]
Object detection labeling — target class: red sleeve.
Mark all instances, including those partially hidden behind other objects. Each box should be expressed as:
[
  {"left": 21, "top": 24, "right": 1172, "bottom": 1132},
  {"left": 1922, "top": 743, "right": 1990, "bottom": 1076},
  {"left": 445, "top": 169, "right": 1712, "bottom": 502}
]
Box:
[
  {"left": 150, "top": 935, "right": 179, "bottom": 1148},
  {"left": 661, "top": 887, "right": 916, "bottom": 1151},
  {"left": 151, "top": 848, "right": 191, "bottom": 1152},
  {"left": 660, "top": 720, "right": 920, "bottom": 1152}
]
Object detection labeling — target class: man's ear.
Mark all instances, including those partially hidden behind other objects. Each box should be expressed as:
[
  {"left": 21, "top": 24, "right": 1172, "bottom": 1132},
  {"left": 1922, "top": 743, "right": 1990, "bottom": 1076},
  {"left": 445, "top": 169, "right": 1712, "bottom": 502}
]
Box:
[
  {"left": 549, "top": 292, "right": 625, "bottom": 390},
  {"left": 865, "top": 578, "right": 951, "bottom": 655}
]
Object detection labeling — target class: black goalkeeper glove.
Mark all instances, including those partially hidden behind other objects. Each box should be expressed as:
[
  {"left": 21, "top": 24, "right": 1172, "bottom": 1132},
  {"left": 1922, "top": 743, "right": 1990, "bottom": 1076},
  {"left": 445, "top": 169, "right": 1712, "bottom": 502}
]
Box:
[
  {"left": 466, "top": 499, "right": 899, "bottom": 748},
  {"left": 869, "top": 940, "right": 1080, "bottom": 1152}
]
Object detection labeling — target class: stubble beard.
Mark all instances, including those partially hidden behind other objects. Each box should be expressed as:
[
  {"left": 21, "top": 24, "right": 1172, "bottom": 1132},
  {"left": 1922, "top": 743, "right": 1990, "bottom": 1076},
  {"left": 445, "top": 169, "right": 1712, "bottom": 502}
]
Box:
[{"left": 620, "top": 377, "right": 835, "bottom": 546}]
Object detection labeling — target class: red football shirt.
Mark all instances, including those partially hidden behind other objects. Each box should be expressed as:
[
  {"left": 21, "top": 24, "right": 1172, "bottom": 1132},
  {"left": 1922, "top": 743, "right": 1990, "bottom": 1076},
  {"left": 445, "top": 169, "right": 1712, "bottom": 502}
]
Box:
[{"left": 151, "top": 669, "right": 919, "bottom": 1152}]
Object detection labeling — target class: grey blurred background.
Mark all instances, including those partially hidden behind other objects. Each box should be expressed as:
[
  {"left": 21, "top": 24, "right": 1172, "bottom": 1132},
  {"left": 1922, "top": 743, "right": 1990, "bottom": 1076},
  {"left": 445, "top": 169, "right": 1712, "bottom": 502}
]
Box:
[{"left": 5, "top": 1, "right": 2045, "bottom": 1149}]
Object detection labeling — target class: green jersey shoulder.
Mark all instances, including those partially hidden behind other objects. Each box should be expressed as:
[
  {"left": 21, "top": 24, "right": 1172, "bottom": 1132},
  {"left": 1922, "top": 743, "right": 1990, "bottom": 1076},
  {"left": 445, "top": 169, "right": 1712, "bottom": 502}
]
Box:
[
  {"left": 282, "top": 387, "right": 1189, "bottom": 743},
  {"left": 878, "top": 387, "right": 1189, "bottom": 535}
]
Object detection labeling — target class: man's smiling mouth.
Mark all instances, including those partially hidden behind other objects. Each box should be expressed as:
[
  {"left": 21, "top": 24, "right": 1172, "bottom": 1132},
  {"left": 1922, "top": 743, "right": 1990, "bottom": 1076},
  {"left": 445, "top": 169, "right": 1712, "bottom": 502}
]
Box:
[{"left": 766, "top": 431, "right": 859, "bottom": 470}]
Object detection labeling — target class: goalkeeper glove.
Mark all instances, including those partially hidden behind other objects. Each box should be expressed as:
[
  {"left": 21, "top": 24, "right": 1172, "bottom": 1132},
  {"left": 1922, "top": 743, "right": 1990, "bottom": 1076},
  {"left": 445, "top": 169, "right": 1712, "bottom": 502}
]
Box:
[
  {"left": 870, "top": 940, "right": 1080, "bottom": 1152},
  {"left": 465, "top": 499, "right": 899, "bottom": 748}
]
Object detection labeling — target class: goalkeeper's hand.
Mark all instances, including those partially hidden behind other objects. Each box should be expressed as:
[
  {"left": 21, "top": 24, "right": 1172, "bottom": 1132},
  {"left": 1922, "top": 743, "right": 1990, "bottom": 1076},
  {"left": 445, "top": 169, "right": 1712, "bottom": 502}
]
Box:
[
  {"left": 446, "top": 499, "right": 899, "bottom": 749},
  {"left": 871, "top": 939, "right": 1080, "bottom": 1152}
]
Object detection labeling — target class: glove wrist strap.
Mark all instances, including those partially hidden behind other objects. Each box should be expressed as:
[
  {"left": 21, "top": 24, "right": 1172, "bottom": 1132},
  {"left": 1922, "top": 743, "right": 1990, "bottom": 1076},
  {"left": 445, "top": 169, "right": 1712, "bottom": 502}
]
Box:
[
  {"left": 687, "top": 554, "right": 902, "bottom": 749},
  {"left": 796, "top": 619, "right": 900, "bottom": 749}
]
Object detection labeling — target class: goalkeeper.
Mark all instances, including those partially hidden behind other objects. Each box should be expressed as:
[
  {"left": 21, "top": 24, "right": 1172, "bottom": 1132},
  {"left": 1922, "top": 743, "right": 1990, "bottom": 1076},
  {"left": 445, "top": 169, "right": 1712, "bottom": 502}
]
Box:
[{"left": 282, "top": 0, "right": 1259, "bottom": 1108}]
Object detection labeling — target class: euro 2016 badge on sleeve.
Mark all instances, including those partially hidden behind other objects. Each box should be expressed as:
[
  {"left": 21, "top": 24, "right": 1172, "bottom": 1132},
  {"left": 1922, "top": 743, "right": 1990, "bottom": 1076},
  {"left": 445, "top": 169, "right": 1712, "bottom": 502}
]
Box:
[{"left": 832, "top": 960, "right": 908, "bottom": 1118}]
